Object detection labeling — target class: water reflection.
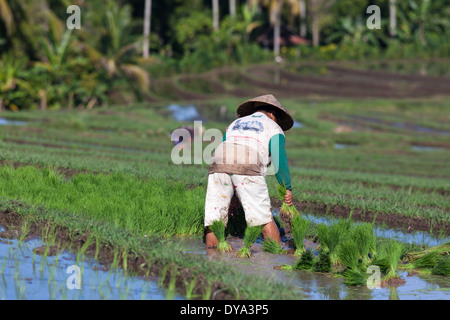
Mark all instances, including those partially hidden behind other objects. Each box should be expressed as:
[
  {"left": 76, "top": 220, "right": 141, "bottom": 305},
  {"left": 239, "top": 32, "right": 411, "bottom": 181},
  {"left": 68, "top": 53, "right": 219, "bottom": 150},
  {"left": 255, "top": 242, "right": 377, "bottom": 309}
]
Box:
[{"left": 0, "top": 230, "right": 184, "bottom": 300}]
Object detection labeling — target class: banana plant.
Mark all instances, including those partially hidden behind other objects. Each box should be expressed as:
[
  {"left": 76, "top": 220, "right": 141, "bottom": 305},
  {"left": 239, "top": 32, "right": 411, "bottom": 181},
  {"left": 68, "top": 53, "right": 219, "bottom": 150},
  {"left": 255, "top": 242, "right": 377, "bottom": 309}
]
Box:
[
  {"left": 82, "top": 1, "right": 150, "bottom": 91},
  {"left": 0, "top": 52, "right": 32, "bottom": 110}
]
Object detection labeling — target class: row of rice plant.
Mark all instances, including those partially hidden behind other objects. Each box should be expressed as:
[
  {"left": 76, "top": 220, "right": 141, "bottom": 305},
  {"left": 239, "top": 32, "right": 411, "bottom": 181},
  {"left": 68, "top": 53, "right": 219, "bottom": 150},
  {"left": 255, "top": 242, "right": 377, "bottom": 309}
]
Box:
[{"left": 0, "top": 165, "right": 206, "bottom": 237}]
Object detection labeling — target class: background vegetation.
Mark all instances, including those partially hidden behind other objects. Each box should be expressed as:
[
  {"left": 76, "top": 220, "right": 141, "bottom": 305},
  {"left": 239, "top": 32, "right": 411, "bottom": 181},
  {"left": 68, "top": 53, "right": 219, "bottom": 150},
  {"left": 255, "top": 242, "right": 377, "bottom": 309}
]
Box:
[{"left": 1, "top": 0, "right": 449, "bottom": 110}]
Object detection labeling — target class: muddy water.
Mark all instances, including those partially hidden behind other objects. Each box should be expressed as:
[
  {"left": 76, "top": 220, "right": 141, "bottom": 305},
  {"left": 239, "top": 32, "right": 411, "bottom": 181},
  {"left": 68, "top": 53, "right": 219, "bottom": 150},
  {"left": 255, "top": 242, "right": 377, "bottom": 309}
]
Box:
[
  {"left": 0, "top": 227, "right": 184, "bottom": 300},
  {"left": 171, "top": 229, "right": 450, "bottom": 300}
]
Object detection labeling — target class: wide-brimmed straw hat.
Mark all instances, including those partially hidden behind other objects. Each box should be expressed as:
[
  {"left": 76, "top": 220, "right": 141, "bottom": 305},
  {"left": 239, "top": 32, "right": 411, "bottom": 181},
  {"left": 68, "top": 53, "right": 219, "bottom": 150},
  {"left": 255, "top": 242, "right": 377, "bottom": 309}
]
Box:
[{"left": 236, "top": 94, "right": 294, "bottom": 131}]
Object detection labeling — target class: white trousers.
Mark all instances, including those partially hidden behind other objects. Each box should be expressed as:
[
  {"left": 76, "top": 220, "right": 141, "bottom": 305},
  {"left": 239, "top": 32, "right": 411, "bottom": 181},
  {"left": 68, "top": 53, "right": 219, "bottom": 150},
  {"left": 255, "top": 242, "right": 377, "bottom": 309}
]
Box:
[{"left": 204, "top": 173, "right": 273, "bottom": 228}]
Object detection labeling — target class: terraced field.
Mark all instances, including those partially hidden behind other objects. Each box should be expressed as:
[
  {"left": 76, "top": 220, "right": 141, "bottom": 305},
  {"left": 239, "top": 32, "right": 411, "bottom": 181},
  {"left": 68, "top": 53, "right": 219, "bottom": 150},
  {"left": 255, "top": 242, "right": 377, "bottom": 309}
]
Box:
[{"left": 0, "top": 60, "right": 449, "bottom": 300}]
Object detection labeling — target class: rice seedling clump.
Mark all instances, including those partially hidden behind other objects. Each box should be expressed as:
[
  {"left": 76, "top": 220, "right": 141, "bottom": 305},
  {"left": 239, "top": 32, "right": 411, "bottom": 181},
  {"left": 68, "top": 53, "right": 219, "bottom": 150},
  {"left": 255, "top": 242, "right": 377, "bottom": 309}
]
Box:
[
  {"left": 293, "top": 249, "right": 315, "bottom": 270},
  {"left": 236, "top": 225, "right": 264, "bottom": 258},
  {"left": 432, "top": 257, "right": 450, "bottom": 276},
  {"left": 376, "top": 241, "right": 405, "bottom": 285},
  {"left": 263, "top": 237, "right": 286, "bottom": 254},
  {"left": 291, "top": 214, "right": 309, "bottom": 256},
  {"left": 210, "top": 220, "right": 233, "bottom": 253},
  {"left": 276, "top": 184, "right": 299, "bottom": 217},
  {"left": 314, "top": 250, "right": 332, "bottom": 273},
  {"left": 337, "top": 236, "right": 369, "bottom": 286}
]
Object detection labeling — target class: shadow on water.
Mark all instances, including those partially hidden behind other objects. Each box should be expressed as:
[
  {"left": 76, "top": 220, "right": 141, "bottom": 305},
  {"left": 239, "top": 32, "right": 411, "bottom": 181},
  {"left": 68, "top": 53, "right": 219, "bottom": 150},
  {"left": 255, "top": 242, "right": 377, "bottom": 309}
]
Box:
[{"left": 0, "top": 226, "right": 184, "bottom": 300}]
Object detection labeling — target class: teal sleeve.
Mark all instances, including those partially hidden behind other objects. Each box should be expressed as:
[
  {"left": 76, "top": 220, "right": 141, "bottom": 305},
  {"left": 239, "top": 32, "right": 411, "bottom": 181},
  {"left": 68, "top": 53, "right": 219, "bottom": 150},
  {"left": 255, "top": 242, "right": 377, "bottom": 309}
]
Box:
[
  {"left": 269, "top": 134, "right": 292, "bottom": 190},
  {"left": 223, "top": 132, "right": 227, "bottom": 142}
]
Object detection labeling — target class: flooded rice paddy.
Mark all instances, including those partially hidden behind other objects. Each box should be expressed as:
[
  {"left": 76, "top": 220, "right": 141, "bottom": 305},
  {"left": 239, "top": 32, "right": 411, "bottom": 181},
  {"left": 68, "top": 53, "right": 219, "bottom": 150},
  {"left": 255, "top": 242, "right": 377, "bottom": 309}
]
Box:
[
  {"left": 172, "top": 231, "right": 449, "bottom": 300},
  {"left": 171, "top": 235, "right": 449, "bottom": 300},
  {"left": 0, "top": 226, "right": 184, "bottom": 300}
]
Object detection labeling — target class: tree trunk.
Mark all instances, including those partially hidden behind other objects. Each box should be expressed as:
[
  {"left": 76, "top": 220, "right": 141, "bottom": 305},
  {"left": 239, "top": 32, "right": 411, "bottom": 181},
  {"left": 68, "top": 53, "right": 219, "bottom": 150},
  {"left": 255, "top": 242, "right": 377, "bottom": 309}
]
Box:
[
  {"left": 229, "top": 0, "right": 236, "bottom": 18},
  {"left": 212, "top": 0, "right": 219, "bottom": 31},
  {"left": 311, "top": 12, "right": 319, "bottom": 46},
  {"left": 299, "top": 0, "right": 306, "bottom": 37},
  {"left": 389, "top": 0, "right": 396, "bottom": 37},
  {"left": 39, "top": 89, "right": 47, "bottom": 110},
  {"left": 274, "top": 0, "right": 284, "bottom": 57},
  {"left": 143, "top": 0, "right": 152, "bottom": 58}
]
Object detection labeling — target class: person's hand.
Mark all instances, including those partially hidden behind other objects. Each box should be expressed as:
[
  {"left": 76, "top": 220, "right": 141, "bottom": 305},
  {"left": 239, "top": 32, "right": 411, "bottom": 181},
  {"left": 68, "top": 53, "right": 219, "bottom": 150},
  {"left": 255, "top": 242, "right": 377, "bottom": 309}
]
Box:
[{"left": 284, "top": 189, "right": 293, "bottom": 206}]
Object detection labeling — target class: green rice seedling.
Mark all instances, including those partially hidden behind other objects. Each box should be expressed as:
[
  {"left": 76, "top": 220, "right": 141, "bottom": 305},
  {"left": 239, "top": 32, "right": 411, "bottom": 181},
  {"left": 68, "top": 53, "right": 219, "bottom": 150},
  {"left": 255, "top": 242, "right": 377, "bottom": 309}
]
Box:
[
  {"left": 202, "top": 281, "right": 212, "bottom": 300},
  {"left": 18, "top": 218, "right": 32, "bottom": 244},
  {"left": 291, "top": 215, "right": 309, "bottom": 256},
  {"left": 236, "top": 225, "right": 264, "bottom": 258},
  {"left": 122, "top": 250, "right": 128, "bottom": 272},
  {"left": 166, "top": 266, "right": 178, "bottom": 300},
  {"left": 431, "top": 257, "right": 450, "bottom": 276},
  {"left": 263, "top": 237, "right": 286, "bottom": 254},
  {"left": 276, "top": 184, "right": 299, "bottom": 217},
  {"left": 209, "top": 220, "right": 233, "bottom": 253},
  {"left": 293, "top": 249, "right": 315, "bottom": 270},
  {"left": 185, "top": 276, "right": 199, "bottom": 300}
]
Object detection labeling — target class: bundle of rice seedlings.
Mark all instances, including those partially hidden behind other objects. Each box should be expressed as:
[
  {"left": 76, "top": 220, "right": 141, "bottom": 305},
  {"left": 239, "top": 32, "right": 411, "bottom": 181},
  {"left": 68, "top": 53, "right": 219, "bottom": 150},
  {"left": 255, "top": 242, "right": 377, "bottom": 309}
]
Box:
[
  {"left": 337, "top": 236, "right": 368, "bottom": 286},
  {"left": 341, "top": 268, "right": 368, "bottom": 286},
  {"left": 293, "top": 249, "right": 315, "bottom": 270},
  {"left": 276, "top": 184, "right": 299, "bottom": 217},
  {"left": 317, "top": 219, "right": 352, "bottom": 264},
  {"left": 263, "top": 237, "right": 286, "bottom": 254},
  {"left": 314, "top": 250, "right": 332, "bottom": 273},
  {"left": 372, "top": 256, "right": 390, "bottom": 274},
  {"left": 379, "top": 241, "right": 404, "bottom": 283},
  {"left": 349, "top": 223, "right": 376, "bottom": 265},
  {"left": 236, "top": 225, "right": 264, "bottom": 258},
  {"left": 209, "top": 220, "right": 233, "bottom": 253},
  {"left": 413, "top": 252, "right": 439, "bottom": 269},
  {"left": 404, "top": 242, "right": 450, "bottom": 263},
  {"left": 291, "top": 214, "right": 309, "bottom": 256},
  {"left": 431, "top": 257, "right": 450, "bottom": 276}
]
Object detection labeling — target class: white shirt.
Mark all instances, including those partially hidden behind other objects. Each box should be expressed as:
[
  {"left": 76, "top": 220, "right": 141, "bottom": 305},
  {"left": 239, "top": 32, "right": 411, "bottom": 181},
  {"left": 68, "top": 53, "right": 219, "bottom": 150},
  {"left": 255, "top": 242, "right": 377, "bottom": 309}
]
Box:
[{"left": 224, "top": 112, "right": 284, "bottom": 176}]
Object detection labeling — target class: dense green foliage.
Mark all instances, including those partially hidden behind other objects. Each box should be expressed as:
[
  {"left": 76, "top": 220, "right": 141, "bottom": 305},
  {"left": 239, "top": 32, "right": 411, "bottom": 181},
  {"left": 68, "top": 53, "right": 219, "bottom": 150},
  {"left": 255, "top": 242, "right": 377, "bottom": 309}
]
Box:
[{"left": 1, "top": 0, "right": 449, "bottom": 110}]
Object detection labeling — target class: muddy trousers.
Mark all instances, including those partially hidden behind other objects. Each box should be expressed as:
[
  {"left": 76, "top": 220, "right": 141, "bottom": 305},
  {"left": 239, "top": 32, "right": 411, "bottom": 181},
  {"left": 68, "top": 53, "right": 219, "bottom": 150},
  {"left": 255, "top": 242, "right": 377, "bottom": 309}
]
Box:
[{"left": 204, "top": 173, "right": 273, "bottom": 228}]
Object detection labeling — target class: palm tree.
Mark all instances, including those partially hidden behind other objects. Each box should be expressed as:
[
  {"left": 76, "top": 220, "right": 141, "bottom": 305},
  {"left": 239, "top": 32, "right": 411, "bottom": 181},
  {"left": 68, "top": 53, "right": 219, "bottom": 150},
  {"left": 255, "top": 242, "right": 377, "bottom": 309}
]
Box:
[
  {"left": 230, "top": 0, "right": 236, "bottom": 18},
  {"left": 212, "top": 0, "right": 219, "bottom": 31},
  {"left": 143, "top": 0, "right": 152, "bottom": 58},
  {"left": 0, "top": 0, "right": 14, "bottom": 36},
  {"left": 389, "top": 0, "right": 397, "bottom": 37},
  {"left": 299, "top": 0, "right": 306, "bottom": 37},
  {"left": 83, "top": 2, "right": 150, "bottom": 91},
  {"left": 309, "top": 0, "right": 336, "bottom": 47},
  {"left": 271, "top": 0, "right": 285, "bottom": 57}
]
